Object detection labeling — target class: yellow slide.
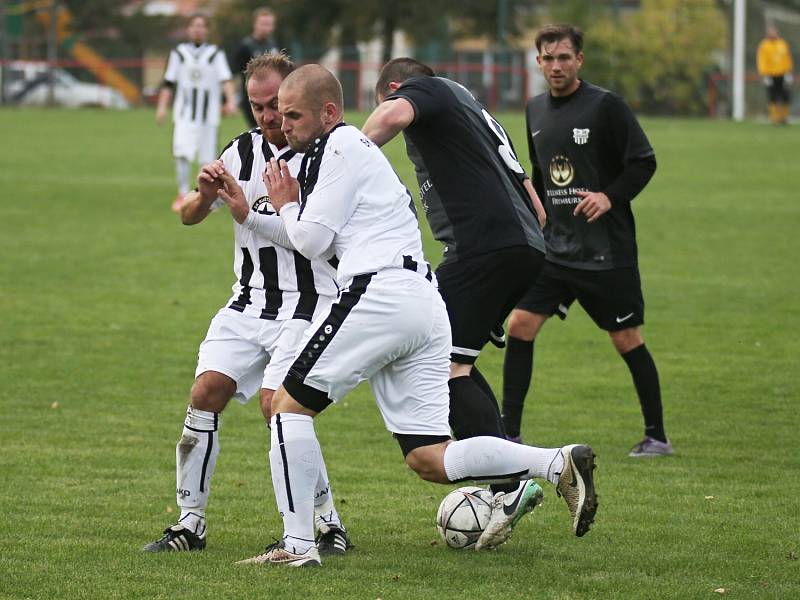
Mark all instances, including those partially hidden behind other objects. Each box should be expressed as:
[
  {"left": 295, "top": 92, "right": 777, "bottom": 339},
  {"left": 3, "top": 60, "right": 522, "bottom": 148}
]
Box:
[{"left": 35, "top": 4, "right": 140, "bottom": 103}]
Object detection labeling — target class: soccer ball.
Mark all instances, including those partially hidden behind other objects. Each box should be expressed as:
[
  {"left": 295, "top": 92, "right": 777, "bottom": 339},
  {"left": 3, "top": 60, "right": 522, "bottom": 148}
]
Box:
[{"left": 436, "top": 486, "right": 494, "bottom": 549}]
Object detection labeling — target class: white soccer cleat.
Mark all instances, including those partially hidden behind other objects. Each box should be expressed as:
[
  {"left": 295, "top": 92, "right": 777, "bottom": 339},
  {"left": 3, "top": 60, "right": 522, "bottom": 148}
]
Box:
[
  {"left": 236, "top": 540, "right": 321, "bottom": 567},
  {"left": 475, "top": 480, "right": 544, "bottom": 550}
]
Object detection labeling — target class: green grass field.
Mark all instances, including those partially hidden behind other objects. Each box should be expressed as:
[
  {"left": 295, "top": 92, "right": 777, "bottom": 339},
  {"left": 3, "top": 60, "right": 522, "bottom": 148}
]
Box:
[{"left": 1, "top": 108, "right": 798, "bottom": 599}]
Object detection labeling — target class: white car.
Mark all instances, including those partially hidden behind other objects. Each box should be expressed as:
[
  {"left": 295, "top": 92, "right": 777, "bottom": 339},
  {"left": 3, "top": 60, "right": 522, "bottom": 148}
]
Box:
[{"left": 3, "top": 61, "right": 129, "bottom": 109}]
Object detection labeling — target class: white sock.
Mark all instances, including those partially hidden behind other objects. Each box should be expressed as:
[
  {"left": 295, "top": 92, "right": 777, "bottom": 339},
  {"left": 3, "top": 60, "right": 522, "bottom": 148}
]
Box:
[
  {"left": 175, "top": 157, "right": 190, "bottom": 195},
  {"left": 177, "top": 511, "right": 206, "bottom": 537},
  {"left": 176, "top": 406, "right": 219, "bottom": 521},
  {"left": 269, "top": 413, "right": 319, "bottom": 554},
  {"left": 443, "top": 437, "right": 564, "bottom": 485},
  {"left": 314, "top": 451, "right": 343, "bottom": 532}
]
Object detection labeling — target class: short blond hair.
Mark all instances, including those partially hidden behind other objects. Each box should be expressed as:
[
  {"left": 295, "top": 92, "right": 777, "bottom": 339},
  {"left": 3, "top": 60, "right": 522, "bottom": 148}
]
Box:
[{"left": 245, "top": 51, "right": 295, "bottom": 85}]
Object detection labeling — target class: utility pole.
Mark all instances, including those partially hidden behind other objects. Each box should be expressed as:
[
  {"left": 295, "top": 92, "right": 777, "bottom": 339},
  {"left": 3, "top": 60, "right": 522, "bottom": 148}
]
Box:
[
  {"left": 732, "top": 0, "right": 746, "bottom": 121},
  {"left": 47, "top": 0, "right": 57, "bottom": 105},
  {"left": 0, "top": 0, "right": 7, "bottom": 105}
]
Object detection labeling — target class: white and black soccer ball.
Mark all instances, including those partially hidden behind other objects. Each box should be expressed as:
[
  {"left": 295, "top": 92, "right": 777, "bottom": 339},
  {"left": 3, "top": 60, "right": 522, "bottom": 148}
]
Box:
[{"left": 436, "top": 486, "right": 494, "bottom": 549}]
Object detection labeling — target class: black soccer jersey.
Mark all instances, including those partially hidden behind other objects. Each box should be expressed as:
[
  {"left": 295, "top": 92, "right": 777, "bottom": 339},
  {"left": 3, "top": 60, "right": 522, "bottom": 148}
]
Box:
[
  {"left": 526, "top": 81, "right": 656, "bottom": 270},
  {"left": 386, "top": 76, "right": 544, "bottom": 264}
]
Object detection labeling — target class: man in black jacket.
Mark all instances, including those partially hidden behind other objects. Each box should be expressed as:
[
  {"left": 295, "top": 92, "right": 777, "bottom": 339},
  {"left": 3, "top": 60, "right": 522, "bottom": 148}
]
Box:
[{"left": 233, "top": 7, "right": 279, "bottom": 127}]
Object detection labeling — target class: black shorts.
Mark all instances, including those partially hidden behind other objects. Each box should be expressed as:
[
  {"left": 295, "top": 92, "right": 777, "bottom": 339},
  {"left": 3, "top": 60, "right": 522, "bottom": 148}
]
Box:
[
  {"left": 436, "top": 245, "right": 544, "bottom": 364},
  {"left": 766, "top": 76, "right": 791, "bottom": 103},
  {"left": 516, "top": 261, "right": 645, "bottom": 332}
]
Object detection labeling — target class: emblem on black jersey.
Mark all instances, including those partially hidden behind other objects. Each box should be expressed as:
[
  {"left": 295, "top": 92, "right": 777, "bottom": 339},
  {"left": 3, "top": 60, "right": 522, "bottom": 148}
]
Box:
[
  {"left": 252, "top": 195, "right": 275, "bottom": 214},
  {"left": 573, "top": 128, "right": 590, "bottom": 145},
  {"left": 549, "top": 155, "right": 574, "bottom": 187}
]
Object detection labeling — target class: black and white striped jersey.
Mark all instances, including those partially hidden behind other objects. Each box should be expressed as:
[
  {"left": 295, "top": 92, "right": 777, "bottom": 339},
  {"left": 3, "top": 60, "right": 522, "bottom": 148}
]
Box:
[
  {"left": 296, "top": 124, "right": 432, "bottom": 286},
  {"left": 164, "top": 43, "right": 232, "bottom": 127},
  {"left": 216, "top": 130, "right": 338, "bottom": 320}
]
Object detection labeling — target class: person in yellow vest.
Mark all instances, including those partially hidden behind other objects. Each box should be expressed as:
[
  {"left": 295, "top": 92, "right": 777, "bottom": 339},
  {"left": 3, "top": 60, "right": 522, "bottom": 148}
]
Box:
[{"left": 757, "top": 25, "right": 794, "bottom": 125}]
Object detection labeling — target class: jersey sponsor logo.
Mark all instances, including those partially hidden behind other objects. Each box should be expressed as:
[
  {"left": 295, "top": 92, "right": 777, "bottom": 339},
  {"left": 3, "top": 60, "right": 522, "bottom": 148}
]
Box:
[
  {"left": 549, "top": 154, "right": 575, "bottom": 187},
  {"left": 573, "top": 128, "right": 590, "bottom": 145},
  {"left": 252, "top": 195, "right": 275, "bottom": 214}
]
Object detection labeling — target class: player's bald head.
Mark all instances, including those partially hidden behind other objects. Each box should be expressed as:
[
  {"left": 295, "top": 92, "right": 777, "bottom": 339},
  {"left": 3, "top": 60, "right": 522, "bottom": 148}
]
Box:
[{"left": 280, "top": 64, "right": 343, "bottom": 115}]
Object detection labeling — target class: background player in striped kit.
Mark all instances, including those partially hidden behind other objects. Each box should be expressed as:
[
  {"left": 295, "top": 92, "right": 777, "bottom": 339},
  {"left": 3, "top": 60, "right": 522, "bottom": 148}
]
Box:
[
  {"left": 143, "top": 53, "right": 350, "bottom": 556},
  {"left": 156, "top": 13, "right": 237, "bottom": 213},
  {"left": 235, "top": 65, "right": 597, "bottom": 567}
]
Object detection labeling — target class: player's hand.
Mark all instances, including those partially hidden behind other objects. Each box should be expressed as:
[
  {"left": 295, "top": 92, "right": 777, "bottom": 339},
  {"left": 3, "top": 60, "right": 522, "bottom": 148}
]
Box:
[
  {"left": 155, "top": 106, "right": 168, "bottom": 126},
  {"left": 216, "top": 171, "right": 250, "bottom": 224},
  {"left": 197, "top": 160, "right": 225, "bottom": 201},
  {"left": 786, "top": 73, "right": 794, "bottom": 85},
  {"left": 763, "top": 76, "right": 771, "bottom": 86},
  {"left": 263, "top": 158, "right": 300, "bottom": 215},
  {"left": 573, "top": 190, "right": 611, "bottom": 223},
  {"left": 223, "top": 101, "right": 237, "bottom": 117}
]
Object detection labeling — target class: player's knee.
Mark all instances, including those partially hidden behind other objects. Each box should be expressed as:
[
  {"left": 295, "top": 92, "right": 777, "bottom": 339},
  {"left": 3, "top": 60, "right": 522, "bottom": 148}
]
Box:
[
  {"left": 190, "top": 372, "right": 233, "bottom": 413},
  {"left": 449, "top": 362, "right": 472, "bottom": 379},
  {"left": 507, "top": 310, "right": 544, "bottom": 341},
  {"left": 610, "top": 328, "right": 643, "bottom": 354}
]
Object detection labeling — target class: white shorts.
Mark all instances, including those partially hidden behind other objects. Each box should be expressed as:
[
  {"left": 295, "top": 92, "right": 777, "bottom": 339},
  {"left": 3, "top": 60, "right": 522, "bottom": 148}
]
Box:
[
  {"left": 173, "top": 121, "right": 218, "bottom": 163},
  {"left": 284, "top": 269, "right": 452, "bottom": 436},
  {"left": 196, "top": 308, "right": 311, "bottom": 403}
]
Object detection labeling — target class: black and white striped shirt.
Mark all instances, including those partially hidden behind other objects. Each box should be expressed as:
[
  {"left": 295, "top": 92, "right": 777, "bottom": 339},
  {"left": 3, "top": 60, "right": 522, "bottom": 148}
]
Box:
[
  {"left": 216, "top": 130, "right": 338, "bottom": 320},
  {"left": 164, "top": 43, "right": 232, "bottom": 127}
]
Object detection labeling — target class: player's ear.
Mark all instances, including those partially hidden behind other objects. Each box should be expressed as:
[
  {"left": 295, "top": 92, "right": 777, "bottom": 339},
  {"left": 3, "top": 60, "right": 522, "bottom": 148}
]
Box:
[
  {"left": 576, "top": 52, "right": 584, "bottom": 68},
  {"left": 388, "top": 81, "right": 401, "bottom": 92}
]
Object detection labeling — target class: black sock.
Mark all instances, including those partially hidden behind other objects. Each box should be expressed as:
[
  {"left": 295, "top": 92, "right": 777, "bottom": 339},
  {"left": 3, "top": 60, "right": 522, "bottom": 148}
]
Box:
[
  {"left": 469, "top": 367, "right": 505, "bottom": 434},
  {"left": 621, "top": 344, "right": 667, "bottom": 443},
  {"left": 448, "top": 375, "right": 516, "bottom": 494},
  {"left": 501, "top": 337, "right": 534, "bottom": 438}
]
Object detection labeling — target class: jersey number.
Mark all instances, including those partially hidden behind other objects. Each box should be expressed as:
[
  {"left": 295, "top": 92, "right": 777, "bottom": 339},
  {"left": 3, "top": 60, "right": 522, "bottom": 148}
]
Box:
[{"left": 482, "top": 109, "right": 524, "bottom": 174}]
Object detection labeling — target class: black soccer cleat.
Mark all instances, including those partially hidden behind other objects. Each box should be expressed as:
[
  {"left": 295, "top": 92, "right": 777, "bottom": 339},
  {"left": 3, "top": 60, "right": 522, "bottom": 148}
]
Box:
[
  {"left": 142, "top": 524, "right": 207, "bottom": 552},
  {"left": 316, "top": 525, "right": 353, "bottom": 556},
  {"left": 489, "top": 324, "right": 507, "bottom": 349}
]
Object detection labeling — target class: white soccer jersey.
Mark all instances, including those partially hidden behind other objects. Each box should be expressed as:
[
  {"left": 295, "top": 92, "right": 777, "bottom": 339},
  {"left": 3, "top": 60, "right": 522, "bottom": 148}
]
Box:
[
  {"left": 164, "top": 43, "right": 232, "bottom": 127},
  {"left": 296, "top": 124, "right": 431, "bottom": 286},
  {"left": 216, "top": 130, "right": 339, "bottom": 320}
]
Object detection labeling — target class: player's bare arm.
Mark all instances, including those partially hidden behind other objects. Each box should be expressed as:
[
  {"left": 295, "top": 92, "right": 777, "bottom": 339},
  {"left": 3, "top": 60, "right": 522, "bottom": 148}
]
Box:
[
  {"left": 222, "top": 80, "right": 237, "bottom": 116},
  {"left": 523, "top": 178, "right": 547, "bottom": 228},
  {"left": 573, "top": 190, "right": 611, "bottom": 223},
  {"left": 361, "top": 97, "right": 415, "bottom": 147},
  {"left": 155, "top": 85, "right": 173, "bottom": 125},
  {"left": 180, "top": 160, "right": 225, "bottom": 225},
  {"left": 263, "top": 158, "right": 299, "bottom": 214}
]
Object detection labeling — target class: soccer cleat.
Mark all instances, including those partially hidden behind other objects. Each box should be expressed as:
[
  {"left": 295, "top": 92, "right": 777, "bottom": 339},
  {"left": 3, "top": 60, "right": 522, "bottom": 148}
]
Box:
[
  {"left": 316, "top": 525, "right": 353, "bottom": 556},
  {"left": 628, "top": 436, "right": 674, "bottom": 458},
  {"left": 556, "top": 444, "right": 598, "bottom": 537},
  {"left": 236, "top": 540, "right": 321, "bottom": 567},
  {"left": 142, "top": 524, "right": 206, "bottom": 552},
  {"left": 489, "top": 324, "right": 506, "bottom": 349},
  {"left": 474, "top": 479, "right": 544, "bottom": 550}
]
